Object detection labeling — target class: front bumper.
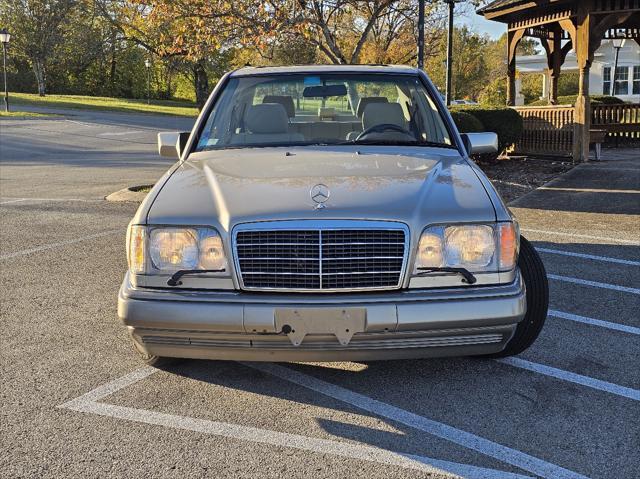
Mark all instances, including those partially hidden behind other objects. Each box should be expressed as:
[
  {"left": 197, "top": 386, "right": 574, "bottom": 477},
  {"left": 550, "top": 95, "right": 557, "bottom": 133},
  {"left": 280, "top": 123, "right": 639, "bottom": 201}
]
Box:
[{"left": 118, "top": 272, "right": 526, "bottom": 362}]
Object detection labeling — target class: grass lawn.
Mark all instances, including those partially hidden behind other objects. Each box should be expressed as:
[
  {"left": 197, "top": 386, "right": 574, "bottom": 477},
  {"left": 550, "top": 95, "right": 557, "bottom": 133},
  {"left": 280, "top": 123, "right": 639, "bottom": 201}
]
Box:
[
  {"left": 0, "top": 110, "right": 59, "bottom": 118},
  {"left": 10, "top": 93, "right": 198, "bottom": 117}
]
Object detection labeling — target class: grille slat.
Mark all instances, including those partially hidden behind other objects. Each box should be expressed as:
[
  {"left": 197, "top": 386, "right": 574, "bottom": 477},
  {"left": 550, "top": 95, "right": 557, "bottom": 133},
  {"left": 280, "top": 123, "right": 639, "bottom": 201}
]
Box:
[{"left": 235, "top": 226, "right": 407, "bottom": 291}]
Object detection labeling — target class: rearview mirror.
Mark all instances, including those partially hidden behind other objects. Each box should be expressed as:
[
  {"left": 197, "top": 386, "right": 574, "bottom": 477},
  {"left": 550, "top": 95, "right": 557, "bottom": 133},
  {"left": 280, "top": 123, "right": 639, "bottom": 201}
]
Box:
[
  {"left": 158, "top": 132, "right": 190, "bottom": 158},
  {"left": 303, "top": 84, "right": 347, "bottom": 98},
  {"left": 460, "top": 132, "right": 499, "bottom": 156}
]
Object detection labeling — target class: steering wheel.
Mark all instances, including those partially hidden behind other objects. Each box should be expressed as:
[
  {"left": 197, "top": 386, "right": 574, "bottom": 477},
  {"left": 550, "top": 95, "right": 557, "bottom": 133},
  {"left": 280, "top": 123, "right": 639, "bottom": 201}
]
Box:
[{"left": 356, "top": 123, "right": 412, "bottom": 141}]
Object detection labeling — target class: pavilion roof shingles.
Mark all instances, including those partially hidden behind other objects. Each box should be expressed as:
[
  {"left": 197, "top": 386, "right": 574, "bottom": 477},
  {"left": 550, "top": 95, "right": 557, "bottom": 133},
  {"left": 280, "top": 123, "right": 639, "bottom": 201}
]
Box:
[{"left": 477, "top": 0, "right": 529, "bottom": 15}]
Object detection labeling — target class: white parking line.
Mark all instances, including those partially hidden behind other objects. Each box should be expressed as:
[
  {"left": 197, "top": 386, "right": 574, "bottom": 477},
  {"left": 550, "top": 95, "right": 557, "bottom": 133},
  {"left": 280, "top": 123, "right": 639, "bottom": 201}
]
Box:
[
  {"left": 248, "top": 363, "right": 587, "bottom": 479},
  {"left": 537, "top": 247, "right": 640, "bottom": 267},
  {"left": 59, "top": 367, "right": 530, "bottom": 479},
  {"left": 0, "top": 197, "right": 103, "bottom": 204},
  {"left": 496, "top": 358, "right": 640, "bottom": 402},
  {"left": 549, "top": 309, "right": 640, "bottom": 335},
  {"left": 0, "top": 230, "right": 120, "bottom": 260},
  {"left": 547, "top": 274, "right": 640, "bottom": 295},
  {"left": 521, "top": 228, "right": 640, "bottom": 246},
  {"left": 538, "top": 186, "right": 640, "bottom": 194},
  {"left": 99, "top": 130, "right": 143, "bottom": 137}
]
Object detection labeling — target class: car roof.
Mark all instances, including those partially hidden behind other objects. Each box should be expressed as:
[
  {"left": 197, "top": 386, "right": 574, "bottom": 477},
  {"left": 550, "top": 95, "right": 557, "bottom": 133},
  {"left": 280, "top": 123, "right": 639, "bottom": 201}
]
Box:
[{"left": 230, "top": 64, "right": 420, "bottom": 77}]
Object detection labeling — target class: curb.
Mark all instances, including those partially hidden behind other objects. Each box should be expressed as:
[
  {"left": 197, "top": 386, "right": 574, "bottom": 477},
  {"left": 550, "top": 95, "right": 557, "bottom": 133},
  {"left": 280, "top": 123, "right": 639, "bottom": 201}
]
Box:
[{"left": 105, "top": 185, "right": 153, "bottom": 202}]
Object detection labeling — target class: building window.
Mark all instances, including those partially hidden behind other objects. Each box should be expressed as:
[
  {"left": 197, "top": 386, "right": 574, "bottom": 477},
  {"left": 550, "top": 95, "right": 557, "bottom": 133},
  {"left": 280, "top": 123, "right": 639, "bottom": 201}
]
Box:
[
  {"left": 603, "top": 67, "right": 611, "bottom": 94},
  {"left": 614, "top": 66, "right": 629, "bottom": 95},
  {"left": 633, "top": 66, "right": 640, "bottom": 95}
]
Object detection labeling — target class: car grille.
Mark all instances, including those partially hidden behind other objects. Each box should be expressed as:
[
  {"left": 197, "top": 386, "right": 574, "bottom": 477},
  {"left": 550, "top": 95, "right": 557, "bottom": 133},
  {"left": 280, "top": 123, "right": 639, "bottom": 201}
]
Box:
[{"left": 234, "top": 225, "right": 408, "bottom": 292}]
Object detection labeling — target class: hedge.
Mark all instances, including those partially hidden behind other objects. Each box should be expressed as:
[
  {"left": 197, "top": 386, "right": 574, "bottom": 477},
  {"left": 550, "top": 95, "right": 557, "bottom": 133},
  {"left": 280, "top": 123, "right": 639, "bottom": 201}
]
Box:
[
  {"left": 450, "top": 106, "right": 524, "bottom": 155},
  {"left": 528, "top": 95, "right": 624, "bottom": 106},
  {"left": 450, "top": 111, "right": 484, "bottom": 133}
]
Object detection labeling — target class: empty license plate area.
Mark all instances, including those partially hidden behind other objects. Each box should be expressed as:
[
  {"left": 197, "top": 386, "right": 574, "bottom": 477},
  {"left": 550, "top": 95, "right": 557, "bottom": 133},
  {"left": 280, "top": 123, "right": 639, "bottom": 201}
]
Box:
[{"left": 275, "top": 308, "right": 366, "bottom": 346}]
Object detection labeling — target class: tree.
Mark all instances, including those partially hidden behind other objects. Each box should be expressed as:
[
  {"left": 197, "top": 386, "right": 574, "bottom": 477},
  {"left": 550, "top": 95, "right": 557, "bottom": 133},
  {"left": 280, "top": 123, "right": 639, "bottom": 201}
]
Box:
[
  {"left": 99, "top": 0, "right": 235, "bottom": 107},
  {"left": 0, "top": 0, "right": 77, "bottom": 95}
]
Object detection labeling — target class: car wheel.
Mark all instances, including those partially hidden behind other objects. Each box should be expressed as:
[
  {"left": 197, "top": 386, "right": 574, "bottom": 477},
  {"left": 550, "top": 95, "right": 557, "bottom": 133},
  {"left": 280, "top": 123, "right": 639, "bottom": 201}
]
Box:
[
  {"left": 489, "top": 235, "right": 549, "bottom": 357},
  {"left": 130, "top": 332, "right": 177, "bottom": 368}
]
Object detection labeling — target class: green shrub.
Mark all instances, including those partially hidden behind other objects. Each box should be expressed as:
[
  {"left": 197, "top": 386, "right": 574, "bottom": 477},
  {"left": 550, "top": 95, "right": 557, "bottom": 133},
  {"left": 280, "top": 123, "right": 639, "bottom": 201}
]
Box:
[
  {"left": 450, "top": 106, "right": 523, "bottom": 154},
  {"left": 450, "top": 111, "right": 484, "bottom": 133},
  {"left": 528, "top": 95, "right": 624, "bottom": 106}
]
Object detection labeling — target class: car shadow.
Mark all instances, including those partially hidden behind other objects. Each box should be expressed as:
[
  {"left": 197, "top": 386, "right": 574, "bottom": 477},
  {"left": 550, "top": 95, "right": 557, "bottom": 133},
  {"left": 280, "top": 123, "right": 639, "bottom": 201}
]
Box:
[{"left": 508, "top": 160, "right": 640, "bottom": 215}]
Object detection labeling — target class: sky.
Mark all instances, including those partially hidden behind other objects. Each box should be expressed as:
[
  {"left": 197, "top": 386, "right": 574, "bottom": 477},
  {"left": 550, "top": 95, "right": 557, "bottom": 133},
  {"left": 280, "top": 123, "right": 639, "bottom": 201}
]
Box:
[{"left": 454, "top": 10, "right": 506, "bottom": 39}]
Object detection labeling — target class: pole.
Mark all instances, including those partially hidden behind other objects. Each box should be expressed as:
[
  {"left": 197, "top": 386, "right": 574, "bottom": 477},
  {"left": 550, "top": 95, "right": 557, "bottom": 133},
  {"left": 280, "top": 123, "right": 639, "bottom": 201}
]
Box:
[
  {"left": 146, "top": 65, "right": 150, "bottom": 105},
  {"left": 611, "top": 46, "right": 620, "bottom": 96},
  {"left": 445, "top": 0, "right": 454, "bottom": 106},
  {"left": 417, "top": 0, "right": 424, "bottom": 70},
  {"left": 2, "top": 42, "right": 8, "bottom": 112}
]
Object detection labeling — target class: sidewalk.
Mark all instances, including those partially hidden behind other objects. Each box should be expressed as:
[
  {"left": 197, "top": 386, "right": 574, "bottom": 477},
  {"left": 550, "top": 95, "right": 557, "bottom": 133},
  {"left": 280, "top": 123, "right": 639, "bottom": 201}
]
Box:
[{"left": 510, "top": 148, "right": 639, "bottom": 237}]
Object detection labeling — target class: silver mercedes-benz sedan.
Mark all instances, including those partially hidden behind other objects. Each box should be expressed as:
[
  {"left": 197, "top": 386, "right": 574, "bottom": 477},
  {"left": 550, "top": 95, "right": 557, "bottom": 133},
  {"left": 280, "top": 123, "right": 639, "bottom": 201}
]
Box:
[{"left": 118, "top": 65, "right": 548, "bottom": 366}]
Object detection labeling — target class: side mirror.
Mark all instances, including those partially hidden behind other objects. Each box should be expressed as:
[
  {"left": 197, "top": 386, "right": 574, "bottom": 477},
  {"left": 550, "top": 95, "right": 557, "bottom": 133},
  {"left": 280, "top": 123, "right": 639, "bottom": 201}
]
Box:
[
  {"left": 158, "top": 132, "right": 190, "bottom": 158},
  {"left": 460, "top": 132, "right": 499, "bottom": 156}
]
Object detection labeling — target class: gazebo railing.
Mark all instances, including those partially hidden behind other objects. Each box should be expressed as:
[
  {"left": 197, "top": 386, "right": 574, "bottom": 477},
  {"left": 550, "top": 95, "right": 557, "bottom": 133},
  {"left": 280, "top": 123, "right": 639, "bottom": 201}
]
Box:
[
  {"left": 592, "top": 103, "right": 640, "bottom": 145},
  {"left": 512, "top": 105, "right": 575, "bottom": 156},
  {"left": 513, "top": 103, "right": 640, "bottom": 156}
]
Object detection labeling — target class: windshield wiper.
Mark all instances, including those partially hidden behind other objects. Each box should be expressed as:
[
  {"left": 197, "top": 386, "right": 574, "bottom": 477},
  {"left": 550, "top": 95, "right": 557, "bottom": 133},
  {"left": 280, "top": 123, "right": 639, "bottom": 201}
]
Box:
[
  {"left": 415, "top": 267, "right": 477, "bottom": 284},
  {"left": 167, "top": 269, "right": 226, "bottom": 286},
  {"left": 340, "top": 139, "right": 418, "bottom": 146},
  {"left": 340, "top": 139, "right": 457, "bottom": 148}
]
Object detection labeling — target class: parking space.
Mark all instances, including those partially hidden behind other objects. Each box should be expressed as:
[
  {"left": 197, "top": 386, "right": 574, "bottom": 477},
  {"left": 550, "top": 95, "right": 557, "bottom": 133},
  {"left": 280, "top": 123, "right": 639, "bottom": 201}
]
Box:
[{"left": 1, "top": 111, "right": 638, "bottom": 478}]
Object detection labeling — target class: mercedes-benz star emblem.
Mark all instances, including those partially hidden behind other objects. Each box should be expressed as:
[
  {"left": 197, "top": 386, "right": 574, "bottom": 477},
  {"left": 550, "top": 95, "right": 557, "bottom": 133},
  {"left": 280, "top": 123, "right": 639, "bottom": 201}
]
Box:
[{"left": 310, "top": 184, "right": 330, "bottom": 209}]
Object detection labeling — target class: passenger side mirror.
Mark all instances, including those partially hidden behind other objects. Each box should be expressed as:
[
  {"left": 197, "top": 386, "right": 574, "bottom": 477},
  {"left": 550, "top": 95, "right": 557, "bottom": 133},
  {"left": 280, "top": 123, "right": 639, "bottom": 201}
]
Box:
[
  {"left": 460, "top": 132, "right": 499, "bottom": 156},
  {"left": 158, "top": 132, "right": 190, "bottom": 159}
]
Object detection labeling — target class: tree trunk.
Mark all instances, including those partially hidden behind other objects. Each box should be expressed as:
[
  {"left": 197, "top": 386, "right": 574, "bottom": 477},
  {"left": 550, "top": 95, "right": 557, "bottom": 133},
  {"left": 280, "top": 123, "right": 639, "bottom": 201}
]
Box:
[
  {"left": 193, "top": 62, "right": 209, "bottom": 110},
  {"left": 109, "top": 30, "right": 117, "bottom": 92},
  {"left": 166, "top": 64, "right": 173, "bottom": 99},
  {"left": 32, "top": 59, "right": 46, "bottom": 96}
]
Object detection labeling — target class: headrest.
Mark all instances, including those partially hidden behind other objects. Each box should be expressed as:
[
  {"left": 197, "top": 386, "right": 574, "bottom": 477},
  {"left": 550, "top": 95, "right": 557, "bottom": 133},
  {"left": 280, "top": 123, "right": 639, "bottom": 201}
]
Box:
[
  {"left": 246, "top": 103, "right": 289, "bottom": 134},
  {"left": 262, "top": 95, "right": 295, "bottom": 118},
  {"left": 318, "top": 107, "right": 336, "bottom": 120},
  {"left": 356, "top": 96, "right": 388, "bottom": 117},
  {"left": 362, "top": 103, "right": 406, "bottom": 130}
]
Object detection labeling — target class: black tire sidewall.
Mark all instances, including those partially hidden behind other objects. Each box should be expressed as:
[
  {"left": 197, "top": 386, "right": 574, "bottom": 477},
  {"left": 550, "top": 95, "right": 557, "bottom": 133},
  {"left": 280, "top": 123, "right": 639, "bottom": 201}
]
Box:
[{"left": 491, "top": 235, "right": 549, "bottom": 357}]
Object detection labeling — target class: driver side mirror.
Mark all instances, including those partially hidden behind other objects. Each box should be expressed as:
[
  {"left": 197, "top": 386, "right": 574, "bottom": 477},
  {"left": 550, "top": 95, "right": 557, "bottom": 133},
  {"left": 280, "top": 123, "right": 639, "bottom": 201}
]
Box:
[
  {"left": 158, "top": 132, "right": 190, "bottom": 159},
  {"left": 460, "top": 132, "right": 499, "bottom": 156}
]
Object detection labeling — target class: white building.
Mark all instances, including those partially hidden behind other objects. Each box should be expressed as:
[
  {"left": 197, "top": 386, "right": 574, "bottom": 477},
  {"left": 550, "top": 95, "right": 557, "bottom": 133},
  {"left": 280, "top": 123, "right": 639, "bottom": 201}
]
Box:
[{"left": 515, "top": 39, "right": 640, "bottom": 105}]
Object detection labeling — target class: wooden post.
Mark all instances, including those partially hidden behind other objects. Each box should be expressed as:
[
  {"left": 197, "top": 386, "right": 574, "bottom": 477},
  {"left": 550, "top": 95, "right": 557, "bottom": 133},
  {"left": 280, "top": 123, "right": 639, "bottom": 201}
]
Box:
[
  {"left": 507, "top": 29, "right": 524, "bottom": 106},
  {"left": 550, "top": 31, "right": 562, "bottom": 105},
  {"left": 563, "top": 5, "right": 592, "bottom": 162},
  {"left": 541, "top": 27, "right": 565, "bottom": 106}
]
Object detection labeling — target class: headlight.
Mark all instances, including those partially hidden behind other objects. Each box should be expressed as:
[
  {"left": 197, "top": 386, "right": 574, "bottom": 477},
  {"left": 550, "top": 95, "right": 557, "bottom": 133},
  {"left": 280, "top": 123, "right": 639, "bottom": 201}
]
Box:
[
  {"left": 414, "top": 222, "right": 518, "bottom": 274},
  {"left": 127, "top": 225, "right": 227, "bottom": 274},
  {"left": 416, "top": 230, "right": 444, "bottom": 268},
  {"left": 150, "top": 228, "right": 199, "bottom": 270},
  {"left": 445, "top": 225, "right": 495, "bottom": 268}
]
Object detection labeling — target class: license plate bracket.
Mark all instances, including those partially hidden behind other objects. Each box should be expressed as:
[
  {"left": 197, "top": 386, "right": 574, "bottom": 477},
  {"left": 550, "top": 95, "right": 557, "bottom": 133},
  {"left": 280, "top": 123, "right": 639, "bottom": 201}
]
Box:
[{"left": 275, "top": 308, "right": 366, "bottom": 346}]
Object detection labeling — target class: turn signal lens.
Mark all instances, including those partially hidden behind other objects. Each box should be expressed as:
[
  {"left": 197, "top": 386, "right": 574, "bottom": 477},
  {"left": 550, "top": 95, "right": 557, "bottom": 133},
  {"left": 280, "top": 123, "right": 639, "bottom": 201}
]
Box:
[
  {"left": 498, "top": 222, "right": 519, "bottom": 270},
  {"left": 127, "top": 225, "right": 146, "bottom": 274}
]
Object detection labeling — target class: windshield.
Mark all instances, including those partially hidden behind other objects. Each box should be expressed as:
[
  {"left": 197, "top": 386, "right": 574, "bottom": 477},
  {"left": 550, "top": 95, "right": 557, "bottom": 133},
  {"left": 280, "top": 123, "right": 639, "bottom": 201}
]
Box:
[{"left": 195, "top": 73, "right": 455, "bottom": 151}]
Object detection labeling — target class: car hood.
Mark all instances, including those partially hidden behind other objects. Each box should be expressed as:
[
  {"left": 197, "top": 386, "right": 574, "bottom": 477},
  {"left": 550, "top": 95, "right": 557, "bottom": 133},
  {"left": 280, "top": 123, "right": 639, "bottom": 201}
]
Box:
[{"left": 146, "top": 146, "right": 496, "bottom": 234}]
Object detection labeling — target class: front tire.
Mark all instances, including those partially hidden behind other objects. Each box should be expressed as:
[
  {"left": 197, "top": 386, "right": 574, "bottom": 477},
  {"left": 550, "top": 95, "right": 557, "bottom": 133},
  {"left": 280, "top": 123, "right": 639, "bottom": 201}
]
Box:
[
  {"left": 491, "top": 236, "right": 549, "bottom": 357},
  {"left": 130, "top": 332, "right": 177, "bottom": 368}
]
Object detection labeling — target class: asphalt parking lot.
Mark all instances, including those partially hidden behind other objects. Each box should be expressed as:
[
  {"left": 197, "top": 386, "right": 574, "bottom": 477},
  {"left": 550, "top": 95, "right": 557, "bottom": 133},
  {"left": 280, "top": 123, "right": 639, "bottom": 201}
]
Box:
[{"left": 1, "top": 110, "right": 638, "bottom": 479}]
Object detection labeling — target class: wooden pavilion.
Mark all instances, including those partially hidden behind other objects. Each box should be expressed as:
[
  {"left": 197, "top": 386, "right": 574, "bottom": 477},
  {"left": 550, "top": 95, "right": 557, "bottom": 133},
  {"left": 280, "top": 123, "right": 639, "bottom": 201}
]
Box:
[{"left": 478, "top": 0, "right": 640, "bottom": 161}]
